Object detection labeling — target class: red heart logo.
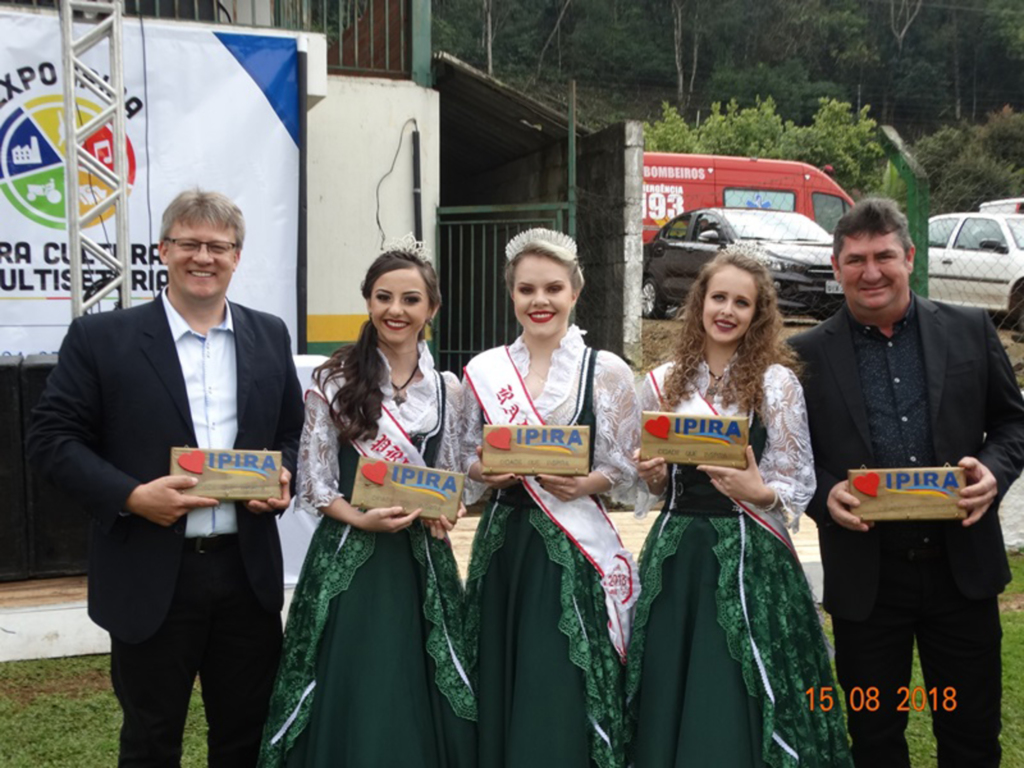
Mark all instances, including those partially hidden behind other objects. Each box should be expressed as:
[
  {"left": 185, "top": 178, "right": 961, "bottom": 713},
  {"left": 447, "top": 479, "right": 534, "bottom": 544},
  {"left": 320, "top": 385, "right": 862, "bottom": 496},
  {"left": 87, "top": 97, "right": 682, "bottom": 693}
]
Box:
[
  {"left": 853, "top": 473, "right": 880, "bottom": 497},
  {"left": 361, "top": 461, "right": 388, "bottom": 485},
  {"left": 644, "top": 416, "right": 671, "bottom": 440},
  {"left": 486, "top": 427, "right": 513, "bottom": 451},
  {"left": 177, "top": 450, "right": 206, "bottom": 475}
]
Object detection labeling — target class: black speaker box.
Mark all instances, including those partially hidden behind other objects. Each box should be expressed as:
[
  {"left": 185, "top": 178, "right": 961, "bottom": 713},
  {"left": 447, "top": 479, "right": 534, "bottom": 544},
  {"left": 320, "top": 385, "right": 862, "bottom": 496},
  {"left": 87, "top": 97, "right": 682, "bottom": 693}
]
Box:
[
  {"left": 0, "top": 356, "right": 28, "bottom": 581},
  {"left": 22, "top": 355, "right": 89, "bottom": 578}
]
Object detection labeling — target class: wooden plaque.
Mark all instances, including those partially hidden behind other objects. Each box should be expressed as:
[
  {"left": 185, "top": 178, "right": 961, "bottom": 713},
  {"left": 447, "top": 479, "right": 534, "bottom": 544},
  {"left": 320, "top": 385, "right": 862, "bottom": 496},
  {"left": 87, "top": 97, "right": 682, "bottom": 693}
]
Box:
[
  {"left": 349, "top": 458, "right": 464, "bottom": 522},
  {"left": 640, "top": 411, "right": 749, "bottom": 468},
  {"left": 480, "top": 425, "right": 591, "bottom": 476},
  {"left": 848, "top": 467, "right": 967, "bottom": 521},
  {"left": 170, "top": 447, "right": 283, "bottom": 501}
]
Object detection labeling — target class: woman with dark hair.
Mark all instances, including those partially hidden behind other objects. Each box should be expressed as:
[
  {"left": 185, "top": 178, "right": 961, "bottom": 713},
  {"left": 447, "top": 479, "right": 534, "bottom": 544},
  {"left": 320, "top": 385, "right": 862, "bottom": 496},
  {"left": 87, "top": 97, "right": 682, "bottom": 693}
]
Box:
[
  {"left": 460, "top": 228, "right": 640, "bottom": 768},
  {"left": 627, "top": 247, "right": 852, "bottom": 767},
  {"left": 259, "top": 240, "right": 476, "bottom": 768}
]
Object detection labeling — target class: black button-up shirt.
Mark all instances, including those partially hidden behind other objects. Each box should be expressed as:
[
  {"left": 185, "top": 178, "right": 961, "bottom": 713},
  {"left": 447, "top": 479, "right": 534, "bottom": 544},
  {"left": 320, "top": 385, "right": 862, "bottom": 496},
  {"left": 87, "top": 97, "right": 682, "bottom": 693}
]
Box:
[{"left": 848, "top": 296, "right": 944, "bottom": 550}]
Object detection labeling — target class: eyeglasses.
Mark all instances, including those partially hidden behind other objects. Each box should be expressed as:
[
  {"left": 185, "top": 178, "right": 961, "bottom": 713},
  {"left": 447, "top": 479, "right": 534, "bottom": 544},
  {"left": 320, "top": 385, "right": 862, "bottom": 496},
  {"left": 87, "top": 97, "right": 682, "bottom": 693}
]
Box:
[{"left": 165, "top": 238, "right": 237, "bottom": 256}]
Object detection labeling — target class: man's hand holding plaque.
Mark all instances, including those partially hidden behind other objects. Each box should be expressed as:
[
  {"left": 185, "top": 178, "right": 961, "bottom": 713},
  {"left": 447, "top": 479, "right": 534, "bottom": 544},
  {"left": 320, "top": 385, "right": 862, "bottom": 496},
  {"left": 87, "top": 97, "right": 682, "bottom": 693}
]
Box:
[
  {"left": 847, "top": 466, "right": 967, "bottom": 521},
  {"left": 170, "top": 447, "right": 285, "bottom": 501}
]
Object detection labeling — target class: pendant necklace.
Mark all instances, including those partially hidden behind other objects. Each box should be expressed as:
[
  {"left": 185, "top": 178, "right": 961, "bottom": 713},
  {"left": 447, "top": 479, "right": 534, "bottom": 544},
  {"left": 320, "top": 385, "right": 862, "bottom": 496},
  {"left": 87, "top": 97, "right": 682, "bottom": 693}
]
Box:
[
  {"left": 706, "top": 369, "right": 725, "bottom": 399},
  {"left": 391, "top": 368, "right": 418, "bottom": 406}
]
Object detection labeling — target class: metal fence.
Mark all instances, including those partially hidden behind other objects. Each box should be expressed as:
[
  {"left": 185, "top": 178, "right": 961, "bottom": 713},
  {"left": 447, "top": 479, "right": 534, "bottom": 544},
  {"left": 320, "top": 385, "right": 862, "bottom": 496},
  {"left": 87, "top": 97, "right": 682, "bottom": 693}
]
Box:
[
  {"left": 315, "top": 0, "right": 408, "bottom": 76},
  {"left": 927, "top": 211, "right": 1024, "bottom": 374},
  {"left": 1, "top": 0, "right": 414, "bottom": 77},
  {"left": 435, "top": 204, "right": 570, "bottom": 374},
  {"left": 641, "top": 206, "right": 1024, "bottom": 376},
  {"left": 641, "top": 207, "right": 844, "bottom": 323}
]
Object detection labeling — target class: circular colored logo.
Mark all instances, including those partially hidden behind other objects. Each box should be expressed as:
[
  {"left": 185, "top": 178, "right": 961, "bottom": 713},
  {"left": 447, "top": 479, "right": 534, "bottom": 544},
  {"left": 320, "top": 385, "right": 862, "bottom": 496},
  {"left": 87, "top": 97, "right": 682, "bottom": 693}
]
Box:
[{"left": 0, "top": 94, "right": 137, "bottom": 230}]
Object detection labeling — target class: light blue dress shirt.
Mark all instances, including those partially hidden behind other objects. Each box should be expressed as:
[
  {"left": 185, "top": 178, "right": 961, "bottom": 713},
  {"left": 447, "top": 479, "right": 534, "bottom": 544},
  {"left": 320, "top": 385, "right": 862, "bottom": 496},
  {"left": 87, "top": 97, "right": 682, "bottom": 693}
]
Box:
[{"left": 161, "top": 291, "right": 239, "bottom": 537}]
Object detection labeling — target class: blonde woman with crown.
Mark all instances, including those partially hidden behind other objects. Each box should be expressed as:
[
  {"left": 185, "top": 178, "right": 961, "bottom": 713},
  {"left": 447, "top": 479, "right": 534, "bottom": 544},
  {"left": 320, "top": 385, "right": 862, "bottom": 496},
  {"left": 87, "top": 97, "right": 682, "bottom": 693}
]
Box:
[{"left": 460, "top": 229, "right": 641, "bottom": 768}]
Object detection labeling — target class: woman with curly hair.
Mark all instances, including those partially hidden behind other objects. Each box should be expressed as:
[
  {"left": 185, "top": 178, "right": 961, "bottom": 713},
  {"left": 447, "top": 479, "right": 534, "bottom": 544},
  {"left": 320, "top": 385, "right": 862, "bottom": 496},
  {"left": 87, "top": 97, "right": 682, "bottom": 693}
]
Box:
[
  {"left": 460, "top": 228, "right": 640, "bottom": 768},
  {"left": 258, "top": 242, "right": 476, "bottom": 767},
  {"left": 627, "top": 248, "right": 852, "bottom": 767}
]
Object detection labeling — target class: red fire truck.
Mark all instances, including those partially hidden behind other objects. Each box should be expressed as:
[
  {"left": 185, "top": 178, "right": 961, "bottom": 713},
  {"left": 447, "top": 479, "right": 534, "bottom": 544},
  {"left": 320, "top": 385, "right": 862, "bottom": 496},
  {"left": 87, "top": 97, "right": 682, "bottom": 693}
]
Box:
[{"left": 642, "top": 152, "right": 854, "bottom": 241}]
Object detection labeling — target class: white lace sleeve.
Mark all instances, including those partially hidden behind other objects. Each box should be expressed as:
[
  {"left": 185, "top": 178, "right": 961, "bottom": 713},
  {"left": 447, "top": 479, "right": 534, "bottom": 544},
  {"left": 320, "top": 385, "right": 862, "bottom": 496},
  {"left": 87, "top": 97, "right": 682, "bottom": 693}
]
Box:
[
  {"left": 437, "top": 372, "right": 464, "bottom": 473},
  {"left": 752, "top": 365, "right": 816, "bottom": 530},
  {"left": 593, "top": 351, "right": 641, "bottom": 503},
  {"left": 633, "top": 371, "right": 665, "bottom": 517},
  {"left": 297, "top": 392, "right": 344, "bottom": 516},
  {"left": 457, "top": 373, "right": 488, "bottom": 504},
  {"left": 638, "top": 370, "right": 662, "bottom": 412}
]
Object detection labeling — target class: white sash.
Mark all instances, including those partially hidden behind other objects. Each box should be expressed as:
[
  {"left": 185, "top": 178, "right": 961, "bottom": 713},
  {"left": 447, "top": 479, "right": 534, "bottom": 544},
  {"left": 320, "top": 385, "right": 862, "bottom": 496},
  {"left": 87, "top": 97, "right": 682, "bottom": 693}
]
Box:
[
  {"left": 350, "top": 371, "right": 444, "bottom": 466},
  {"left": 465, "top": 346, "right": 639, "bottom": 661},
  {"left": 647, "top": 364, "right": 796, "bottom": 556}
]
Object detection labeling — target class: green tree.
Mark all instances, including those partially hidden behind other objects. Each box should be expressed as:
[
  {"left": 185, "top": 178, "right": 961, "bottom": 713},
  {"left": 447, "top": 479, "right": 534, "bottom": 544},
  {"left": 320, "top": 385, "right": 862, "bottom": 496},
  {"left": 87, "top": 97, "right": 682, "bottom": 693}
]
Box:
[
  {"left": 644, "top": 101, "right": 698, "bottom": 153},
  {"left": 643, "top": 98, "right": 885, "bottom": 193},
  {"left": 779, "top": 99, "right": 884, "bottom": 193},
  {"left": 694, "top": 98, "right": 786, "bottom": 158},
  {"left": 978, "top": 107, "right": 1024, "bottom": 170},
  {"left": 707, "top": 61, "right": 844, "bottom": 124},
  {"left": 913, "top": 120, "right": 1023, "bottom": 214}
]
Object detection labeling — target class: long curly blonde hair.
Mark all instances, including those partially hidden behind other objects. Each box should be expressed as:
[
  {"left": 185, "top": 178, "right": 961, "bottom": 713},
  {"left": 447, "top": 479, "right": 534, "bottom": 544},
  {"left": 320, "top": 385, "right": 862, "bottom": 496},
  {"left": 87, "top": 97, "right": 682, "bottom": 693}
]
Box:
[{"left": 662, "top": 247, "right": 801, "bottom": 415}]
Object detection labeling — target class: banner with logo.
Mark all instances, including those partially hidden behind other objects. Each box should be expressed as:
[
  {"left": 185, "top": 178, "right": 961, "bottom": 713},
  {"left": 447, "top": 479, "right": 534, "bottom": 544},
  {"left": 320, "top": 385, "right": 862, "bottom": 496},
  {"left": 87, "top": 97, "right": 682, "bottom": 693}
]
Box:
[{"left": 0, "top": 10, "right": 299, "bottom": 355}]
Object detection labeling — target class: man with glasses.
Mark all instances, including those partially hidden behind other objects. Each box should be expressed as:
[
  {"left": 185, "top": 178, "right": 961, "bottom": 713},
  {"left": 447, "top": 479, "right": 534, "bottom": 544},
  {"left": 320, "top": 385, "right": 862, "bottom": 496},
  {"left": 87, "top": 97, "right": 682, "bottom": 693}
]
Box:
[{"left": 28, "top": 189, "right": 304, "bottom": 766}]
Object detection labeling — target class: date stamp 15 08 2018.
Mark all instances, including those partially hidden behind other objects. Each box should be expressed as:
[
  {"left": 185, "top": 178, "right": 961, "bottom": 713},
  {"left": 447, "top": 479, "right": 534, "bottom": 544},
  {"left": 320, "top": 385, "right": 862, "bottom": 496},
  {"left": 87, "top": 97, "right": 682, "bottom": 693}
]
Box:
[{"left": 805, "top": 686, "right": 958, "bottom": 713}]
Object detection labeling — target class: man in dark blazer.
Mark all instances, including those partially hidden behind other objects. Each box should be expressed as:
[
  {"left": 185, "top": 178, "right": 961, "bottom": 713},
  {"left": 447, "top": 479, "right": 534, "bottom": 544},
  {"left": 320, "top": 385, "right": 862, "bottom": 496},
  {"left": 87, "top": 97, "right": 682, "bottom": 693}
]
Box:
[
  {"left": 28, "top": 189, "right": 304, "bottom": 767},
  {"left": 791, "top": 198, "right": 1024, "bottom": 767}
]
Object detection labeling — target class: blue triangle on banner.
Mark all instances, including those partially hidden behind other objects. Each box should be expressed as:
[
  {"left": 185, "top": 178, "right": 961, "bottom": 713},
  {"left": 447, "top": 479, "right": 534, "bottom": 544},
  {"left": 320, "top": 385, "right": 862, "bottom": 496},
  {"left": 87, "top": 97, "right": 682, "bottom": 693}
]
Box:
[{"left": 214, "top": 32, "right": 299, "bottom": 147}]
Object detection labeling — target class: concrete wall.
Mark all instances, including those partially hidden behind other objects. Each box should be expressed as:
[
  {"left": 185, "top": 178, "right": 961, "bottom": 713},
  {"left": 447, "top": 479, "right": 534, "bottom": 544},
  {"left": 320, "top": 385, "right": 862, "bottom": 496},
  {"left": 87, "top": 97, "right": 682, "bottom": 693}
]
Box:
[
  {"left": 576, "top": 121, "right": 644, "bottom": 365},
  {"left": 305, "top": 76, "right": 440, "bottom": 353}
]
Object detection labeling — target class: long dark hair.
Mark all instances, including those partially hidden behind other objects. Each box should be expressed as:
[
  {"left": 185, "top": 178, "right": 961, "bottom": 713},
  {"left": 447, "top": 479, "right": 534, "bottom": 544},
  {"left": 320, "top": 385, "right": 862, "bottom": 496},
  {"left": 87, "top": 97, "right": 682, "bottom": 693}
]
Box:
[{"left": 315, "top": 251, "right": 441, "bottom": 442}]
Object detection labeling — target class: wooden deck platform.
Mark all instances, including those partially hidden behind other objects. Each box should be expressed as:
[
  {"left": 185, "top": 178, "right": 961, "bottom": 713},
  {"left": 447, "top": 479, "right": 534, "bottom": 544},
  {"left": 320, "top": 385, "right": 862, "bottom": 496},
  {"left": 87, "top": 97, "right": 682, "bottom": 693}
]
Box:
[
  {"left": 0, "top": 576, "right": 87, "bottom": 610},
  {"left": 0, "top": 513, "right": 820, "bottom": 663}
]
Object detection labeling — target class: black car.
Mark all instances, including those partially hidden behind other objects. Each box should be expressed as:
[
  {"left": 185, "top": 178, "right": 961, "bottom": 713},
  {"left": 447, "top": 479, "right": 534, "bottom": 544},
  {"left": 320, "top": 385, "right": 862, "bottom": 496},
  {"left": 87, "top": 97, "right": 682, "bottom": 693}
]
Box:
[{"left": 641, "top": 208, "right": 844, "bottom": 319}]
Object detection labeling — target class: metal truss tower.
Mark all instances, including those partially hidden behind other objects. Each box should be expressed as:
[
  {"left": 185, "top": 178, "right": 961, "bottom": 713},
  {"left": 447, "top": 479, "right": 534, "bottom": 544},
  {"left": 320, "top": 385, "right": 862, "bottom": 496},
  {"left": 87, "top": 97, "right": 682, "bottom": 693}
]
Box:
[{"left": 59, "top": 0, "right": 132, "bottom": 316}]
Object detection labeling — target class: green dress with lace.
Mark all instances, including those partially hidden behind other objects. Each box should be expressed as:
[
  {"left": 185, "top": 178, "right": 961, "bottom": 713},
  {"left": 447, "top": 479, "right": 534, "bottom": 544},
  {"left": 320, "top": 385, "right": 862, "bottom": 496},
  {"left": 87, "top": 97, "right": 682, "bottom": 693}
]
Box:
[
  {"left": 626, "top": 419, "right": 853, "bottom": 768},
  {"left": 258, "top": 416, "right": 477, "bottom": 767},
  {"left": 464, "top": 359, "right": 627, "bottom": 768}
]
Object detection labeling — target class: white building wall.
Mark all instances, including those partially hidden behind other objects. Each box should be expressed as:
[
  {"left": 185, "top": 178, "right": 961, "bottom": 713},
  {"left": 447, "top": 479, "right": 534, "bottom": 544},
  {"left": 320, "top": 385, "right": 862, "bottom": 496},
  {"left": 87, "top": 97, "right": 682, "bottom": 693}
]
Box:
[{"left": 306, "top": 76, "right": 440, "bottom": 327}]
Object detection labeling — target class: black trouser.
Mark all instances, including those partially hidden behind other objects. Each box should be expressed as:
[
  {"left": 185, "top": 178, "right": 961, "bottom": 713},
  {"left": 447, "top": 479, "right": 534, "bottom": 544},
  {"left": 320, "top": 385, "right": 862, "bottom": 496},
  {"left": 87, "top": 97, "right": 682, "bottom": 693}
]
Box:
[
  {"left": 110, "top": 540, "right": 282, "bottom": 768},
  {"left": 832, "top": 549, "right": 1002, "bottom": 768}
]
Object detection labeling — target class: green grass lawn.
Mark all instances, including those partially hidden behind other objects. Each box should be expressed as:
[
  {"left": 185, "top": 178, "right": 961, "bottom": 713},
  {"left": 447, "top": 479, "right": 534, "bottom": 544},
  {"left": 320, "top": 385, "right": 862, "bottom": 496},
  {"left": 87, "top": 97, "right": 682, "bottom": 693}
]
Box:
[
  {"left": 2, "top": 554, "right": 1023, "bottom": 766},
  {"left": 0, "top": 655, "right": 208, "bottom": 766}
]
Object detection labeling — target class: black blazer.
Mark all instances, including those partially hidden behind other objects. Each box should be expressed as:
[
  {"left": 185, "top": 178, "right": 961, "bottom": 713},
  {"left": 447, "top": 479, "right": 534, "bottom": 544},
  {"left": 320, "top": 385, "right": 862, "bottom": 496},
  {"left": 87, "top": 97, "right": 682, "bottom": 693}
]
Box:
[
  {"left": 791, "top": 297, "right": 1024, "bottom": 621},
  {"left": 27, "top": 298, "right": 304, "bottom": 643}
]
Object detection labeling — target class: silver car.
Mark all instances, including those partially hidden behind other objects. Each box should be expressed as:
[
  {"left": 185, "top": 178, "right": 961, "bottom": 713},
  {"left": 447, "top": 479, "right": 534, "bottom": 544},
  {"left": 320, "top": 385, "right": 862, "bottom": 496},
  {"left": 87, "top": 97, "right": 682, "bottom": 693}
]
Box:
[{"left": 928, "top": 213, "right": 1024, "bottom": 326}]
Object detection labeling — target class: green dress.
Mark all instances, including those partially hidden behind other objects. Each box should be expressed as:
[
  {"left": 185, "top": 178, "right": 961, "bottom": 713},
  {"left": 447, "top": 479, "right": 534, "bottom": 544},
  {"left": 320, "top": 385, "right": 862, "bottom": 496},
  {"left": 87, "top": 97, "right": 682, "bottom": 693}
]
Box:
[
  {"left": 464, "top": 353, "right": 628, "bottom": 768},
  {"left": 258, "top": 388, "right": 476, "bottom": 767},
  {"left": 626, "top": 419, "right": 853, "bottom": 768}
]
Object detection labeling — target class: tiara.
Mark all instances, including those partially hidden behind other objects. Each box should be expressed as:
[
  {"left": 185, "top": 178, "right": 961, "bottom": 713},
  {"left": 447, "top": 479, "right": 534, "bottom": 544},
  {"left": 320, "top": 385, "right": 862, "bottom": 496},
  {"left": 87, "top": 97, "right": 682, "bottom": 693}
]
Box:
[
  {"left": 504, "top": 228, "right": 577, "bottom": 261},
  {"left": 382, "top": 233, "right": 432, "bottom": 261}
]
